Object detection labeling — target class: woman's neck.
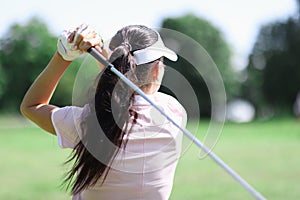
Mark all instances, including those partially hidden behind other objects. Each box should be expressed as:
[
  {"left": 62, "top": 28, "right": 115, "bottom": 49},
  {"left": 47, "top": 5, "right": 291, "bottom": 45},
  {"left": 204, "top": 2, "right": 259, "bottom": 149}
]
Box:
[{"left": 141, "top": 83, "right": 160, "bottom": 95}]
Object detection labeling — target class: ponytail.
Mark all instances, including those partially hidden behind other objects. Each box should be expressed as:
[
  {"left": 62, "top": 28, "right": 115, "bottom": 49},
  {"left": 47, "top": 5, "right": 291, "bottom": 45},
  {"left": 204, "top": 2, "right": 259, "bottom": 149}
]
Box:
[{"left": 63, "top": 25, "right": 158, "bottom": 194}]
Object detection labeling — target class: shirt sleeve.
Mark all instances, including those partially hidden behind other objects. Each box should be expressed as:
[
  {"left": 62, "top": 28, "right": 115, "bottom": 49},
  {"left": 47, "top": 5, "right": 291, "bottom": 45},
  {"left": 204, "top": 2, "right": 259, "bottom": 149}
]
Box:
[{"left": 51, "top": 106, "right": 84, "bottom": 149}]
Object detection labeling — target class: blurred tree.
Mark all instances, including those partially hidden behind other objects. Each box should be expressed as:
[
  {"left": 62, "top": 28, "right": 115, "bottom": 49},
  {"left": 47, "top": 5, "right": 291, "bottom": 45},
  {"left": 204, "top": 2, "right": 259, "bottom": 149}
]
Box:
[
  {"left": 160, "top": 14, "right": 237, "bottom": 116},
  {"left": 0, "top": 63, "right": 6, "bottom": 98},
  {"left": 243, "top": 3, "right": 300, "bottom": 117},
  {"left": 0, "top": 16, "right": 80, "bottom": 112}
]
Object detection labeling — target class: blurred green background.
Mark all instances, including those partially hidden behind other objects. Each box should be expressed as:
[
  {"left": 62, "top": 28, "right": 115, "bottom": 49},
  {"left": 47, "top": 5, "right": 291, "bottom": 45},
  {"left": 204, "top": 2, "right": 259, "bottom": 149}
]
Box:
[
  {"left": 1, "top": 8, "right": 300, "bottom": 118},
  {"left": 0, "top": 0, "right": 300, "bottom": 199}
]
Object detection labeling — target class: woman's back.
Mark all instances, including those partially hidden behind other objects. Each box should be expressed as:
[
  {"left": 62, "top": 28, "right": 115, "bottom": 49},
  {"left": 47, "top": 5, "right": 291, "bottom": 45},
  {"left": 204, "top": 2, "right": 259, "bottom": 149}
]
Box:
[{"left": 53, "top": 92, "right": 186, "bottom": 200}]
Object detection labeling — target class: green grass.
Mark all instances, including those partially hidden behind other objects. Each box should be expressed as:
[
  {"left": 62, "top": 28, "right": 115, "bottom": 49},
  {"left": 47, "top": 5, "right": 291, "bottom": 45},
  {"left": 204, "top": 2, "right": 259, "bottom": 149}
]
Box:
[
  {"left": 0, "top": 116, "right": 299, "bottom": 199},
  {"left": 171, "top": 118, "right": 300, "bottom": 200},
  {"left": 0, "top": 116, "right": 71, "bottom": 200}
]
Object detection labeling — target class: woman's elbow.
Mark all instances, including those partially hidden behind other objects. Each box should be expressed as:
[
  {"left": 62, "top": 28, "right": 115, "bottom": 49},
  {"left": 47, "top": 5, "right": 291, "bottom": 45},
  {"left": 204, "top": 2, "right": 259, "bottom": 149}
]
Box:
[{"left": 20, "top": 101, "right": 29, "bottom": 118}]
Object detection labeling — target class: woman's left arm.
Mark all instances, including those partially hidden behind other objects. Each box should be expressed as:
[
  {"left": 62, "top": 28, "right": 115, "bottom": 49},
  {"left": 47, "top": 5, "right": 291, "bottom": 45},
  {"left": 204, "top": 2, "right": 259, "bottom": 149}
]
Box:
[{"left": 20, "top": 52, "right": 71, "bottom": 135}]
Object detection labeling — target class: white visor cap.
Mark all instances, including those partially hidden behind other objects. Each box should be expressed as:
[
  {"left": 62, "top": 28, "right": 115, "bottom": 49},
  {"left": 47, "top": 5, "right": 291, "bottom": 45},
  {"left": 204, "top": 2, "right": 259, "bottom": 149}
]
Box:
[{"left": 133, "top": 32, "right": 178, "bottom": 65}]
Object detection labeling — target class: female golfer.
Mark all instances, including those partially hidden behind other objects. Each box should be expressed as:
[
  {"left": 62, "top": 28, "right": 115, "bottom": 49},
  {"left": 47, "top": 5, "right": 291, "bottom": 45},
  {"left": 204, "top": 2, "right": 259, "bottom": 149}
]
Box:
[{"left": 20, "top": 24, "right": 186, "bottom": 200}]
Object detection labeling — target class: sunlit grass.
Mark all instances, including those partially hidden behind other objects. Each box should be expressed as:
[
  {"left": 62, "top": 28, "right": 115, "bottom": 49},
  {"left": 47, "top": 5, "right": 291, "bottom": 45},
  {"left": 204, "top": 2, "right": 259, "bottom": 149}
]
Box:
[
  {"left": 171, "top": 118, "right": 300, "bottom": 200},
  {"left": 0, "top": 116, "right": 299, "bottom": 199}
]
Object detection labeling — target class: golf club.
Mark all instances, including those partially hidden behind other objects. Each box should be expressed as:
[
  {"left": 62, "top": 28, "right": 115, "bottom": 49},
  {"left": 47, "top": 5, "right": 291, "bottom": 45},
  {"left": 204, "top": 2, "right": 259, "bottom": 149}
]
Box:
[{"left": 88, "top": 47, "right": 266, "bottom": 200}]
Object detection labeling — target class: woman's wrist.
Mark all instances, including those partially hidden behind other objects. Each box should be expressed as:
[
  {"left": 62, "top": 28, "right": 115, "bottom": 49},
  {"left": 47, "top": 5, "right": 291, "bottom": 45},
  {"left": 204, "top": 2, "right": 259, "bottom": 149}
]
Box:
[
  {"left": 54, "top": 51, "right": 73, "bottom": 68},
  {"left": 55, "top": 50, "right": 72, "bottom": 60}
]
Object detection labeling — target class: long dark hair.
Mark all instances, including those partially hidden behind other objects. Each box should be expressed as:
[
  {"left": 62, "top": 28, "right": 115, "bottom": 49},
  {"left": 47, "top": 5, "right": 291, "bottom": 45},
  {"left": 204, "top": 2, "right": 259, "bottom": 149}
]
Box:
[{"left": 63, "top": 25, "right": 158, "bottom": 194}]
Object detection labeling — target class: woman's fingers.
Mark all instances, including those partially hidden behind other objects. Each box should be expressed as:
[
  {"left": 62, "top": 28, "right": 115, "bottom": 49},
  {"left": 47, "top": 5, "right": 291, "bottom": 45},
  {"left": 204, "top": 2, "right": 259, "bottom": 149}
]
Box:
[
  {"left": 67, "top": 31, "right": 75, "bottom": 43},
  {"left": 66, "top": 24, "right": 103, "bottom": 52},
  {"left": 78, "top": 29, "right": 103, "bottom": 51}
]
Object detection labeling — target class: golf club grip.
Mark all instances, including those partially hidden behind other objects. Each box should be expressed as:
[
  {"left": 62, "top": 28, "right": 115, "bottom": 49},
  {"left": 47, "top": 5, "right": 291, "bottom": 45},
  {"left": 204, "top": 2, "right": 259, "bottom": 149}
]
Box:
[
  {"left": 87, "top": 47, "right": 113, "bottom": 69},
  {"left": 87, "top": 47, "right": 266, "bottom": 200}
]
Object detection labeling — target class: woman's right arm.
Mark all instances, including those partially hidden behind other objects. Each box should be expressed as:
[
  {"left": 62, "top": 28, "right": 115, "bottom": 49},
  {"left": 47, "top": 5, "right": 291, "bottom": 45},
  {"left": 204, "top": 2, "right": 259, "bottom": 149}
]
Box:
[
  {"left": 20, "top": 24, "right": 104, "bottom": 135},
  {"left": 20, "top": 52, "right": 72, "bottom": 135}
]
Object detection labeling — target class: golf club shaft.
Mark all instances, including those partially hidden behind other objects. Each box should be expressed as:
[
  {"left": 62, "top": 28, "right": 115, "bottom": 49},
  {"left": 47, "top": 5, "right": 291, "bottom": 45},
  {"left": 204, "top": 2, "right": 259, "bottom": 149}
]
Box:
[{"left": 88, "top": 47, "right": 266, "bottom": 200}]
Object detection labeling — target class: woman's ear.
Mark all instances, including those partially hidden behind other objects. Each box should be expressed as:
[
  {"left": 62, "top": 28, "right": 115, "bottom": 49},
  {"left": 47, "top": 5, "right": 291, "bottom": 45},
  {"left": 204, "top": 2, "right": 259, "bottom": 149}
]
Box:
[
  {"left": 151, "top": 61, "right": 165, "bottom": 82},
  {"left": 151, "top": 62, "right": 160, "bottom": 81}
]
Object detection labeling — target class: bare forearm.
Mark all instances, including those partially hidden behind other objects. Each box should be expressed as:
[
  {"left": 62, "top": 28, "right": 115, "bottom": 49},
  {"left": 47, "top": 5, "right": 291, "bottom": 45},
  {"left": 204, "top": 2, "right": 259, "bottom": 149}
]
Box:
[
  {"left": 20, "top": 52, "right": 71, "bottom": 133},
  {"left": 22, "top": 52, "right": 70, "bottom": 106}
]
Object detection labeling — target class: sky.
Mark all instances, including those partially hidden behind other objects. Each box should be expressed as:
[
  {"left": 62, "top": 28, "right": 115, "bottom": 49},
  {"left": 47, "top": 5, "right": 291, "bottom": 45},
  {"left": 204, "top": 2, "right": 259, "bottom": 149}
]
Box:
[{"left": 0, "top": 0, "right": 298, "bottom": 70}]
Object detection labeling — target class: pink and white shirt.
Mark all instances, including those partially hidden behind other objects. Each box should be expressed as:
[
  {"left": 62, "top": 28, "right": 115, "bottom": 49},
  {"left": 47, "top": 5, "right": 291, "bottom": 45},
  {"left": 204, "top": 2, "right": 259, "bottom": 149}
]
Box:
[{"left": 52, "top": 92, "right": 187, "bottom": 200}]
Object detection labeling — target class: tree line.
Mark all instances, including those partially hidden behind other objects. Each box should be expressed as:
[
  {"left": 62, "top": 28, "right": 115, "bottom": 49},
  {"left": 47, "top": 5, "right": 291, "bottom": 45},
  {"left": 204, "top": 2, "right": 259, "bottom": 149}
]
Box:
[
  {"left": 242, "top": 0, "right": 300, "bottom": 117},
  {"left": 0, "top": 3, "right": 299, "bottom": 118}
]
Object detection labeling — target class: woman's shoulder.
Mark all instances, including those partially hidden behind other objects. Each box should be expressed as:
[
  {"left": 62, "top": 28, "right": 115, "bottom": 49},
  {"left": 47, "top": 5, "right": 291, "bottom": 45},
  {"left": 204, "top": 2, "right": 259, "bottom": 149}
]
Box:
[
  {"left": 154, "top": 92, "right": 187, "bottom": 126},
  {"left": 155, "top": 92, "right": 181, "bottom": 105},
  {"left": 155, "top": 92, "right": 186, "bottom": 113}
]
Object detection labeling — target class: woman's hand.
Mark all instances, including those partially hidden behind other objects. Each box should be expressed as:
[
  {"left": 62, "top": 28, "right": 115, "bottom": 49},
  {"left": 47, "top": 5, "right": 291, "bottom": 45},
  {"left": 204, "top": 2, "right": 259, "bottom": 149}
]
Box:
[
  {"left": 57, "top": 24, "right": 104, "bottom": 61},
  {"left": 69, "top": 24, "right": 104, "bottom": 52},
  {"left": 69, "top": 24, "right": 109, "bottom": 70}
]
